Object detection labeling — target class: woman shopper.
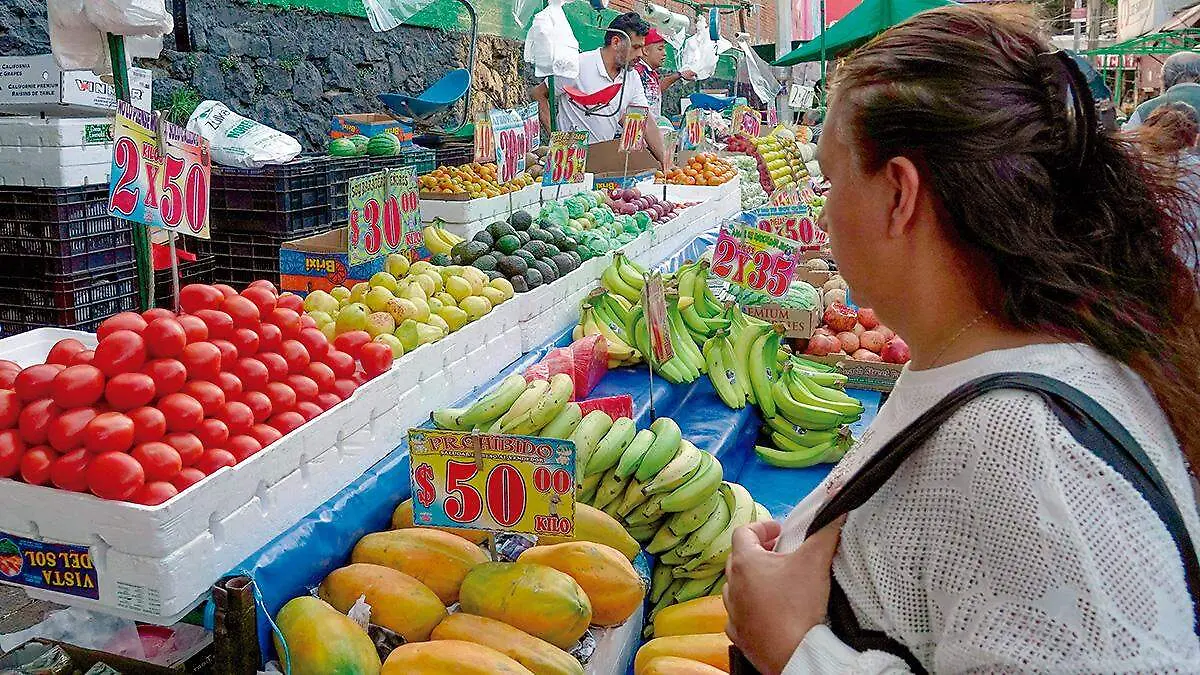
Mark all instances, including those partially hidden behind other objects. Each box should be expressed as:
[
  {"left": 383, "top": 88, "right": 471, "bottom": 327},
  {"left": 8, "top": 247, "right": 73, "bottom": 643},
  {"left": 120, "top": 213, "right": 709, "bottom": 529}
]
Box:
[
  {"left": 1137, "top": 102, "right": 1200, "bottom": 274},
  {"left": 724, "top": 5, "right": 1200, "bottom": 674}
]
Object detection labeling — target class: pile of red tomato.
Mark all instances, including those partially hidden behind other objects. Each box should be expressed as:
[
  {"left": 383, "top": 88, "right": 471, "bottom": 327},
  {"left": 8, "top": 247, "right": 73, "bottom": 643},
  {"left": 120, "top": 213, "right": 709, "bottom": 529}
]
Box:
[{"left": 0, "top": 281, "right": 394, "bottom": 506}]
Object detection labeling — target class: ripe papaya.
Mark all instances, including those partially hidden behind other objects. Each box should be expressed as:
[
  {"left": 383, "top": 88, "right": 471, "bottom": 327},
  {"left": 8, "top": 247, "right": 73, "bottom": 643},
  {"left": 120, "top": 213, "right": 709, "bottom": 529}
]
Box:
[
  {"left": 317, "top": 563, "right": 447, "bottom": 642},
  {"left": 634, "top": 633, "right": 732, "bottom": 674},
  {"left": 431, "top": 613, "right": 585, "bottom": 675},
  {"left": 392, "top": 498, "right": 489, "bottom": 544},
  {"left": 352, "top": 528, "right": 488, "bottom": 605},
  {"left": 518, "top": 541, "right": 644, "bottom": 626},
  {"left": 459, "top": 562, "right": 592, "bottom": 650},
  {"left": 538, "top": 503, "right": 640, "bottom": 561},
  {"left": 642, "top": 656, "right": 727, "bottom": 675},
  {"left": 381, "top": 640, "right": 532, "bottom": 674},
  {"left": 273, "top": 596, "right": 381, "bottom": 675},
  {"left": 652, "top": 595, "right": 727, "bottom": 638}
]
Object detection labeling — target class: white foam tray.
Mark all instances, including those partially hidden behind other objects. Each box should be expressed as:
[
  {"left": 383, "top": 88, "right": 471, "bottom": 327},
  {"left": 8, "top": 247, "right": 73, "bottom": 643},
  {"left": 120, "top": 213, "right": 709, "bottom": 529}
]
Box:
[
  {"left": 0, "top": 116, "right": 112, "bottom": 147},
  {"left": 539, "top": 173, "right": 594, "bottom": 202},
  {"left": 0, "top": 116, "right": 114, "bottom": 188}
]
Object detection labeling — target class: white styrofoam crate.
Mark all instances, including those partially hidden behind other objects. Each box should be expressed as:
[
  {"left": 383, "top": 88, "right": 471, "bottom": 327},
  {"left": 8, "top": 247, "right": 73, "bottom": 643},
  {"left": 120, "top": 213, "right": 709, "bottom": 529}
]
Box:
[
  {"left": 0, "top": 327, "right": 96, "bottom": 366},
  {"left": 0, "top": 116, "right": 114, "bottom": 188},
  {"left": 540, "top": 173, "right": 594, "bottom": 201},
  {"left": 0, "top": 116, "right": 112, "bottom": 147},
  {"left": 420, "top": 184, "right": 541, "bottom": 224},
  {"left": 426, "top": 203, "right": 541, "bottom": 240},
  {"left": 662, "top": 176, "right": 740, "bottom": 205}
]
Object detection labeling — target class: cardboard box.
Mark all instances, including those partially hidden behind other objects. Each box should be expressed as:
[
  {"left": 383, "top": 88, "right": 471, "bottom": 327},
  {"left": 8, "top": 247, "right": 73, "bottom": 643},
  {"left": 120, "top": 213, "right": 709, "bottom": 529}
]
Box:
[
  {"left": 0, "top": 55, "right": 151, "bottom": 114},
  {"left": 279, "top": 228, "right": 387, "bottom": 297},
  {"left": 587, "top": 138, "right": 658, "bottom": 176},
  {"left": 0, "top": 633, "right": 214, "bottom": 674},
  {"left": 803, "top": 353, "right": 904, "bottom": 392},
  {"left": 746, "top": 304, "right": 821, "bottom": 339},
  {"left": 593, "top": 170, "right": 656, "bottom": 193},
  {"left": 330, "top": 113, "right": 413, "bottom": 145}
]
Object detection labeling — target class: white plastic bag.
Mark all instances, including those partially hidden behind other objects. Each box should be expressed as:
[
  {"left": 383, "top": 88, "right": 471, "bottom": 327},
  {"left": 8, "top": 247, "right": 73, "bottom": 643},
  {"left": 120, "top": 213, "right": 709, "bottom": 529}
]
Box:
[
  {"left": 47, "top": 0, "right": 170, "bottom": 73},
  {"left": 361, "top": 0, "right": 437, "bottom": 33},
  {"left": 737, "top": 37, "right": 782, "bottom": 105},
  {"left": 186, "top": 101, "right": 302, "bottom": 169},
  {"left": 524, "top": 0, "right": 579, "bottom": 79},
  {"left": 678, "top": 15, "right": 719, "bottom": 81}
]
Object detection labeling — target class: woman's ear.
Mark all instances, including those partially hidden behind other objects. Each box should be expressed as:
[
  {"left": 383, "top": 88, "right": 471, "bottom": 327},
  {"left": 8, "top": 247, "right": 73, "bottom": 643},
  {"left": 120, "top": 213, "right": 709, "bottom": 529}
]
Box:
[{"left": 883, "top": 156, "right": 922, "bottom": 239}]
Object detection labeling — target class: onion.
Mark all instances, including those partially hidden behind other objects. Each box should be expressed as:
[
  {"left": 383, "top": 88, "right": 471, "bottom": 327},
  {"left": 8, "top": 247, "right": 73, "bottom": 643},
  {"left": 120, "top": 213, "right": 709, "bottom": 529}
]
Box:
[{"left": 859, "top": 330, "right": 886, "bottom": 353}]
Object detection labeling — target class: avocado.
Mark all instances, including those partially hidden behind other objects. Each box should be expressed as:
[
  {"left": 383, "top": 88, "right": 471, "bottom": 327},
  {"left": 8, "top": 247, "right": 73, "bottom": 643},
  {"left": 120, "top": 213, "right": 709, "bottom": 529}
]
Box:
[
  {"left": 495, "top": 234, "right": 521, "bottom": 255},
  {"left": 578, "top": 247, "right": 594, "bottom": 262},
  {"left": 522, "top": 241, "right": 548, "bottom": 259},
  {"left": 450, "top": 241, "right": 471, "bottom": 264},
  {"left": 531, "top": 259, "right": 557, "bottom": 283},
  {"left": 510, "top": 274, "right": 530, "bottom": 293},
  {"left": 566, "top": 250, "right": 582, "bottom": 267},
  {"left": 515, "top": 230, "right": 531, "bottom": 245},
  {"left": 543, "top": 243, "right": 561, "bottom": 258},
  {"left": 551, "top": 253, "right": 576, "bottom": 276},
  {"left": 430, "top": 253, "right": 452, "bottom": 266},
  {"left": 514, "top": 249, "right": 537, "bottom": 266},
  {"left": 487, "top": 222, "right": 517, "bottom": 240},
  {"left": 472, "top": 253, "right": 498, "bottom": 272},
  {"left": 530, "top": 228, "right": 554, "bottom": 244},
  {"left": 509, "top": 211, "right": 533, "bottom": 231},
  {"left": 486, "top": 270, "right": 504, "bottom": 282},
  {"left": 497, "top": 255, "right": 529, "bottom": 278},
  {"left": 472, "top": 230, "right": 495, "bottom": 247},
  {"left": 523, "top": 267, "right": 544, "bottom": 289}
]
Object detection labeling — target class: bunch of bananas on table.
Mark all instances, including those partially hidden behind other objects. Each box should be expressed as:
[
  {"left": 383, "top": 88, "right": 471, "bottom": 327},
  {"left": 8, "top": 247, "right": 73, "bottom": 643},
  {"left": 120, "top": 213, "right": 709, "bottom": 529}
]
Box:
[
  {"left": 421, "top": 223, "right": 466, "bottom": 256},
  {"left": 431, "top": 373, "right": 578, "bottom": 435}
]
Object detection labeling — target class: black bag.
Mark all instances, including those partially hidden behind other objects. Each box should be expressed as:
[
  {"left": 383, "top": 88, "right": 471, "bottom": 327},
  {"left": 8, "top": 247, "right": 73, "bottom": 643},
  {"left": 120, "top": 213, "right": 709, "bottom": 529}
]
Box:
[{"left": 731, "top": 372, "right": 1200, "bottom": 673}]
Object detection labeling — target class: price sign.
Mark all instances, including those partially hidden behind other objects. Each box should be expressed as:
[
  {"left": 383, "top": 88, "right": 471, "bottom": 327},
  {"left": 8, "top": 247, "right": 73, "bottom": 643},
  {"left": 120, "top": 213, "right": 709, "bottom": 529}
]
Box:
[
  {"left": 490, "top": 108, "right": 528, "bottom": 184},
  {"left": 108, "top": 100, "right": 211, "bottom": 238},
  {"left": 522, "top": 102, "right": 542, "bottom": 151},
  {"left": 642, "top": 273, "right": 673, "bottom": 363},
  {"left": 408, "top": 429, "right": 576, "bottom": 537},
  {"left": 348, "top": 168, "right": 420, "bottom": 265},
  {"left": 474, "top": 116, "right": 495, "bottom": 164},
  {"left": 711, "top": 221, "right": 801, "bottom": 298},
  {"left": 748, "top": 205, "right": 827, "bottom": 247},
  {"left": 542, "top": 131, "right": 588, "bottom": 187},
  {"left": 681, "top": 108, "right": 703, "bottom": 151},
  {"left": 767, "top": 107, "right": 778, "bottom": 127},
  {"left": 0, "top": 532, "right": 98, "bottom": 600},
  {"left": 733, "top": 105, "right": 761, "bottom": 137},
  {"left": 619, "top": 106, "right": 648, "bottom": 152}
]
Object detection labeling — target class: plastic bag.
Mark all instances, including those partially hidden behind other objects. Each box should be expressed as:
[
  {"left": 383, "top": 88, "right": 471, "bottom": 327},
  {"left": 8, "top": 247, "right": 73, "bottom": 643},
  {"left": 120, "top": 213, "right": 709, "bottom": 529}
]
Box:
[
  {"left": 187, "top": 101, "right": 302, "bottom": 169},
  {"left": 361, "top": 0, "right": 437, "bottom": 33},
  {"left": 678, "top": 15, "right": 719, "bottom": 81},
  {"left": 737, "top": 37, "right": 782, "bottom": 105},
  {"left": 47, "top": 0, "right": 170, "bottom": 73},
  {"left": 577, "top": 394, "right": 633, "bottom": 420},
  {"left": 523, "top": 334, "right": 609, "bottom": 400},
  {"left": 524, "top": 0, "right": 579, "bottom": 79},
  {"left": 0, "top": 608, "right": 143, "bottom": 658}
]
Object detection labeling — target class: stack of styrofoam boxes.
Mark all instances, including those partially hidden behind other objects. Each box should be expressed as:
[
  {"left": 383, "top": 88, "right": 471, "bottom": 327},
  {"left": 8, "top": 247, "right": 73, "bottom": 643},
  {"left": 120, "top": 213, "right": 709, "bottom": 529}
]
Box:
[
  {"left": 0, "top": 116, "right": 113, "bottom": 188},
  {"left": 422, "top": 183, "right": 544, "bottom": 241}
]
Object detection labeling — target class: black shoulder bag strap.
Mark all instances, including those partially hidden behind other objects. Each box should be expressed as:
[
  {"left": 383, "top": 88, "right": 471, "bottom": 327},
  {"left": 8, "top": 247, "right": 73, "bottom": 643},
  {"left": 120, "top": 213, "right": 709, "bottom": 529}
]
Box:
[{"left": 793, "top": 372, "right": 1200, "bottom": 673}]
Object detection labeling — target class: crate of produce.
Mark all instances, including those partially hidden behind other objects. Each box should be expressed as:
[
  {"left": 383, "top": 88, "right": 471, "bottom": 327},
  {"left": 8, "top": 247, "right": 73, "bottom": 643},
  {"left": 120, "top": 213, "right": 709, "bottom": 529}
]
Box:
[
  {"left": 200, "top": 224, "right": 335, "bottom": 287},
  {"left": 210, "top": 157, "right": 331, "bottom": 235},
  {"left": 0, "top": 268, "right": 138, "bottom": 336},
  {"left": 153, "top": 254, "right": 215, "bottom": 307}
]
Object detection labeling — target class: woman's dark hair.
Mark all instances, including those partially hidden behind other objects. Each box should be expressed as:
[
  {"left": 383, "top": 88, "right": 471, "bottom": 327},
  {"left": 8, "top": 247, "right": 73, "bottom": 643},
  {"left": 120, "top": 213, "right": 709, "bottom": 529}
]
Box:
[
  {"left": 832, "top": 5, "right": 1200, "bottom": 477},
  {"left": 1139, "top": 101, "right": 1200, "bottom": 154},
  {"left": 606, "top": 12, "right": 650, "bottom": 48}
]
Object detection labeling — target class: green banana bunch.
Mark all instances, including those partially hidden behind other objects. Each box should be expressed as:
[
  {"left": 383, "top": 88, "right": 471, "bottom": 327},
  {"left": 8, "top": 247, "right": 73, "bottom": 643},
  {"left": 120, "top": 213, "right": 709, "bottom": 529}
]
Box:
[
  {"left": 614, "top": 252, "right": 647, "bottom": 291},
  {"left": 660, "top": 451, "right": 722, "bottom": 512},
  {"left": 569, "top": 410, "right": 614, "bottom": 477},
  {"left": 665, "top": 293, "right": 707, "bottom": 377},
  {"left": 540, "top": 402, "right": 583, "bottom": 439},
  {"left": 585, "top": 416, "right": 636, "bottom": 475},
  {"left": 501, "top": 373, "right": 573, "bottom": 435},
  {"left": 451, "top": 374, "right": 528, "bottom": 430},
  {"left": 747, "top": 325, "right": 785, "bottom": 420},
  {"left": 578, "top": 304, "right": 640, "bottom": 367},
  {"left": 636, "top": 417, "right": 682, "bottom": 481},
  {"left": 702, "top": 330, "right": 745, "bottom": 409}
]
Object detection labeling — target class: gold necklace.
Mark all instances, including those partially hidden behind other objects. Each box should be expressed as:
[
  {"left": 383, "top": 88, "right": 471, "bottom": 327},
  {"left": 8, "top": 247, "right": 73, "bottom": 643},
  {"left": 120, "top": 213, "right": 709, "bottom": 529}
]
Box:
[{"left": 928, "top": 310, "right": 990, "bottom": 368}]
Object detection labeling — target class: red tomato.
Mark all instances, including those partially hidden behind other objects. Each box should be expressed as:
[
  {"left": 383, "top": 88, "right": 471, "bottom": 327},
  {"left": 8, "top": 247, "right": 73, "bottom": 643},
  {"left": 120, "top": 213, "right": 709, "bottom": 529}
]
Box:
[
  {"left": 141, "top": 308, "right": 176, "bottom": 323},
  {"left": 299, "top": 314, "right": 317, "bottom": 330},
  {"left": 359, "top": 342, "right": 394, "bottom": 379},
  {"left": 181, "top": 381, "right": 225, "bottom": 417},
  {"left": 97, "top": 312, "right": 147, "bottom": 340},
  {"left": 214, "top": 371, "right": 243, "bottom": 401},
  {"left": 143, "top": 317, "right": 187, "bottom": 358},
  {"left": 233, "top": 358, "right": 269, "bottom": 392},
  {"left": 0, "top": 390, "right": 18, "bottom": 430},
  {"left": 294, "top": 401, "right": 323, "bottom": 422},
  {"left": 104, "top": 372, "right": 156, "bottom": 411},
  {"left": 88, "top": 451, "right": 145, "bottom": 500},
  {"left": 19, "top": 399, "right": 60, "bottom": 445},
  {"left": 84, "top": 412, "right": 135, "bottom": 454},
  {"left": 350, "top": 371, "right": 367, "bottom": 386},
  {"left": 222, "top": 295, "right": 261, "bottom": 329},
  {"left": 159, "top": 393, "right": 204, "bottom": 432},
  {"left": 46, "top": 338, "right": 87, "bottom": 365},
  {"left": 47, "top": 406, "right": 99, "bottom": 452},
  {"left": 0, "top": 360, "right": 20, "bottom": 372},
  {"left": 239, "top": 391, "right": 272, "bottom": 423},
  {"left": 94, "top": 330, "right": 147, "bottom": 377},
  {"left": 68, "top": 350, "right": 96, "bottom": 366},
  {"left": 285, "top": 374, "right": 319, "bottom": 403},
  {"left": 268, "top": 412, "right": 305, "bottom": 435},
  {"left": 133, "top": 481, "right": 178, "bottom": 506},
  {"left": 267, "top": 308, "right": 301, "bottom": 339},
  {"left": 211, "top": 340, "right": 239, "bottom": 371},
  {"left": 50, "top": 364, "right": 105, "bottom": 409},
  {"left": 219, "top": 402, "right": 254, "bottom": 435},
  {"left": 213, "top": 283, "right": 238, "bottom": 299},
  {"left": 194, "top": 448, "right": 236, "bottom": 474},
  {"left": 19, "top": 445, "right": 57, "bottom": 485},
  {"left": 248, "top": 423, "right": 283, "bottom": 448},
  {"left": 196, "top": 418, "right": 230, "bottom": 448},
  {"left": 231, "top": 328, "right": 260, "bottom": 358},
  {"left": 179, "top": 284, "right": 225, "bottom": 314},
  {"left": 248, "top": 280, "right": 279, "bottom": 295},
  {"left": 315, "top": 392, "right": 342, "bottom": 411},
  {"left": 0, "top": 429, "right": 24, "bottom": 477},
  {"left": 132, "top": 442, "right": 182, "bottom": 481},
  {"left": 276, "top": 293, "right": 304, "bottom": 313},
  {"left": 16, "top": 364, "right": 67, "bottom": 402},
  {"left": 304, "top": 362, "right": 336, "bottom": 392},
  {"left": 141, "top": 358, "right": 187, "bottom": 396},
  {"left": 330, "top": 379, "right": 358, "bottom": 401},
  {"left": 323, "top": 350, "right": 355, "bottom": 379},
  {"left": 297, "top": 328, "right": 330, "bottom": 361},
  {"left": 228, "top": 435, "right": 262, "bottom": 463},
  {"left": 263, "top": 382, "right": 296, "bottom": 413},
  {"left": 176, "top": 314, "right": 209, "bottom": 343},
  {"left": 171, "top": 467, "right": 206, "bottom": 492},
  {"left": 240, "top": 286, "right": 277, "bottom": 316},
  {"left": 180, "top": 342, "right": 222, "bottom": 382},
  {"left": 256, "top": 352, "right": 290, "bottom": 382},
  {"left": 279, "top": 340, "right": 311, "bottom": 373},
  {"left": 0, "top": 370, "right": 15, "bottom": 390},
  {"left": 333, "top": 331, "right": 371, "bottom": 360},
  {"left": 164, "top": 432, "right": 203, "bottom": 467},
  {"left": 256, "top": 323, "right": 283, "bottom": 353},
  {"left": 127, "top": 407, "right": 166, "bottom": 444},
  {"left": 194, "top": 309, "right": 234, "bottom": 341},
  {"left": 50, "top": 449, "right": 90, "bottom": 491}
]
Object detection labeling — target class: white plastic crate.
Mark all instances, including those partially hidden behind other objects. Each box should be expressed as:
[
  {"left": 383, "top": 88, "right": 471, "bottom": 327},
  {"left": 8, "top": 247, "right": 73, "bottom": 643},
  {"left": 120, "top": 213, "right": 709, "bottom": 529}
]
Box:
[
  {"left": 420, "top": 184, "right": 541, "bottom": 224},
  {"left": 0, "top": 116, "right": 113, "bottom": 188}
]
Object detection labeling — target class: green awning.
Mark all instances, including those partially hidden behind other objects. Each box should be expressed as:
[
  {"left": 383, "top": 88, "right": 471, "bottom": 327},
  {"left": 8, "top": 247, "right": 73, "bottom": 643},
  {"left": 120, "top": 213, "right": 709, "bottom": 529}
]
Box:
[
  {"left": 772, "top": 0, "right": 954, "bottom": 66},
  {"left": 1080, "top": 28, "right": 1200, "bottom": 56},
  {"left": 752, "top": 41, "right": 804, "bottom": 62}
]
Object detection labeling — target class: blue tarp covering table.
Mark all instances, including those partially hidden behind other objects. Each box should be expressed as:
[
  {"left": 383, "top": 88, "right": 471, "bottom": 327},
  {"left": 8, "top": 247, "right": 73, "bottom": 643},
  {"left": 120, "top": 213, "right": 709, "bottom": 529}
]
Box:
[{"left": 233, "top": 229, "right": 881, "bottom": 666}]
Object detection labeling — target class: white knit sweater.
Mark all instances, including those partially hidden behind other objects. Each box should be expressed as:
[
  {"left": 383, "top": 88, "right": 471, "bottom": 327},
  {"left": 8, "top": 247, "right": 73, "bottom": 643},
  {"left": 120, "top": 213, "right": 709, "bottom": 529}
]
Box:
[{"left": 772, "top": 343, "right": 1200, "bottom": 673}]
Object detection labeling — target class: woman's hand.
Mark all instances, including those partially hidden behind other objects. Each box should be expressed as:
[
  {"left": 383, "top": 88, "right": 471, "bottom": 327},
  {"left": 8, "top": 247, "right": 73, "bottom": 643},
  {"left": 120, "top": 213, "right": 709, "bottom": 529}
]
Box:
[{"left": 723, "top": 517, "right": 846, "bottom": 675}]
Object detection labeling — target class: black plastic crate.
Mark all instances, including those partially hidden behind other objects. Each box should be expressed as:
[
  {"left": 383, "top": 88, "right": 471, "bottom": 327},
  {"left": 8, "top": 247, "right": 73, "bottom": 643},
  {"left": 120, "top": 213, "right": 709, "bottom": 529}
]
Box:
[
  {"left": 0, "top": 268, "right": 136, "bottom": 312},
  {"left": 210, "top": 157, "right": 332, "bottom": 235},
  {"left": 200, "top": 224, "right": 334, "bottom": 287},
  {"left": 154, "top": 254, "right": 215, "bottom": 307},
  {"left": 0, "top": 291, "right": 137, "bottom": 335},
  {"left": 435, "top": 144, "right": 474, "bottom": 168},
  {"left": 0, "top": 185, "right": 113, "bottom": 224},
  {"left": 0, "top": 232, "right": 135, "bottom": 278},
  {"left": 327, "top": 156, "right": 375, "bottom": 225}
]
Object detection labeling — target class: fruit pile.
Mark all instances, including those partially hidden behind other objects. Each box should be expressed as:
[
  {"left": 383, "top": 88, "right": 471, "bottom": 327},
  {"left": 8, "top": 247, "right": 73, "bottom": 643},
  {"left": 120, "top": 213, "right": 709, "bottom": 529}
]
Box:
[
  {"left": 726, "top": 129, "right": 812, "bottom": 193},
  {"left": 654, "top": 153, "right": 735, "bottom": 186},
  {"left": 728, "top": 155, "right": 767, "bottom": 210},
  {"left": 637, "top": 596, "right": 732, "bottom": 673},
  {"left": 0, "top": 282, "right": 392, "bottom": 505},
  {"left": 300, "top": 257, "right": 513, "bottom": 355},
  {"left": 803, "top": 302, "right": 910, "bottom": 365},
  {"left": 328, "top": 132, "right": 402, "bottom": 157},
  {"left": 417, "top": 163, "right": 536, "bottom": 199},
  {"left": 420, "top": 222, "right": 466, "bottom": 258}
]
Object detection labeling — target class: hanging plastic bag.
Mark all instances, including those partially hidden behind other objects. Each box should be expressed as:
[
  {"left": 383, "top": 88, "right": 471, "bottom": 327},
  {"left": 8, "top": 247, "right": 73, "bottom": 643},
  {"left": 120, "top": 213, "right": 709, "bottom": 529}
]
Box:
[
  {"left": 678, "top": 15, "right": 719, "bottom": 81},
  {"left": 187, "top": 101, "right": 302, "bottom": 168},
  {"left": 47, "top": 0, "right": 169, "bottom": 73},
  {"left": 513, "top": 0, "right": 541, "bottom": 29},
  {"left": 361, "top": 0, "right": 437, "bottom": 33},
  {"left": 524, "top": 0, "right": 579, "bottom": 79},
  {"left": 47, "top": 0, "right": 107, "bottom": 73},
  {"left": 737, "top": 37, "right": 783, "bottom": 106}
]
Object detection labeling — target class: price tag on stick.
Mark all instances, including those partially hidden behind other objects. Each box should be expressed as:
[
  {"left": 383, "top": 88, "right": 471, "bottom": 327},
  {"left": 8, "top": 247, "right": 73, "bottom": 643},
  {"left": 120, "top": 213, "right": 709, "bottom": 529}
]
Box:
[
  {"left": 474, "top": 116, "right": 495, "bottom": 164},
  {"left": 642, "top": 273, "right": 674, "bottom": 363},
  {"left": 522, "top": 102, "right": 542, "bottom": 151},
  {"left": 542, "top": 131, "right": 588, "bottom": 187},
  {"left": 750, "top": 205, "right": 826, "bottom": 247},
  {"left": 711, "top": 221, "right": 802, "bottom": 299},
  {"left": 348, "top": 168, "right": 421, "bottom": 265},
  {"left": 489, "top": 108, "right": 528, "bottom": 184},
  {"left": 681, "top": 108, "right": 703, "bottom": 151},
  {"left": 408, "top": 429, "right": 577, "bottom": 537},
  {"left": 619, "top": 106, "right": 649, "bottom": 153}
]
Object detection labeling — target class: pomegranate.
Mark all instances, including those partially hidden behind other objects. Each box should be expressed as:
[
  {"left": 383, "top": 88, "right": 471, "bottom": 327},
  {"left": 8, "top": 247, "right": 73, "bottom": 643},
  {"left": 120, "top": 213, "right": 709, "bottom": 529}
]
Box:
[
  {"left": 823, "top": 303, "right": 858, "bottom": 333},
  {"left": 881, "top": 337, "right": 911, "bottom": 364},
  {"left": 853, "top": 348, "right": 883, "bottom": 362},
  {"left": 804, "top": 334, "right": 841, "bottom": 357},
  {"left": 859, "top": 330, "right": 886, "bottom": 354},
  {"left": 851, "top": 323, "right": 866, "bottom": 337},
  {"left": 857, "top": 307, "right": 880, "bottom": 330},
  {"left": 836, "top": 331, "right": 860, "bottom": 354},
  {"left": 877, "top": 325, "right": 896, "bottom": 341}
]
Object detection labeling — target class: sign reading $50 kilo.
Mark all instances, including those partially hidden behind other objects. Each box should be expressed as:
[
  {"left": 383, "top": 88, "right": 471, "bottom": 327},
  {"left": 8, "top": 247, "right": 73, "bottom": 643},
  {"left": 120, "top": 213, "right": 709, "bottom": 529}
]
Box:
[{"left": 408, "top": 429, "right": 576, "bottom": 537}]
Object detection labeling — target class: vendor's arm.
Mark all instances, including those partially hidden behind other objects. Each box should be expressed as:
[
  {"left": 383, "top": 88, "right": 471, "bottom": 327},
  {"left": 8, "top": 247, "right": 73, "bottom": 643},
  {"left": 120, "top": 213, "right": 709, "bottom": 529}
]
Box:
[
  {"left": 531, "top": 81, "right": 552, "bottom": 139},
  {"left": 645, "top": 121, "right": 672, "bottom": 170},
  {"left": 661, "top": 70, "right": 695, "bottom": 92}
]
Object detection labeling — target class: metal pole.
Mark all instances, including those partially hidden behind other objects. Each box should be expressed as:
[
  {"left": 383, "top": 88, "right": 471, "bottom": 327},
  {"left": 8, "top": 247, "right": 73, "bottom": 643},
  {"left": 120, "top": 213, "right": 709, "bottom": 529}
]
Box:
[
  {"left": 819, "top": 0, "right": 827, "bottom": 105},
  {"left": 774, "top": 0, "right": 793, "bottom": 123},
  {"left": 1072, "top": 0, "right": 1082, "bottom": 52}
]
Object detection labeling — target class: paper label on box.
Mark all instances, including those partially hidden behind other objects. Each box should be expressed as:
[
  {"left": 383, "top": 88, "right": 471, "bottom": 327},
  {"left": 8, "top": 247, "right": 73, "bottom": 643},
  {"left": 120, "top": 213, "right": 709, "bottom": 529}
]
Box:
[
  {"left": 744, "top": 304, "right": 819, "bottom": 338},
  {"left": 0, "top": 532, "right": 99, "bottom": 600}
]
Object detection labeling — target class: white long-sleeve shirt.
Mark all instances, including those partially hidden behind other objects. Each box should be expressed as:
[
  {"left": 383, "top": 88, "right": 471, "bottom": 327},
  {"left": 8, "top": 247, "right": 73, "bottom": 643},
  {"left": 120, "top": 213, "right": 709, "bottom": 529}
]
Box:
[{"left": 772, "top": 343, "right": 1200, "bottom": 673}]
